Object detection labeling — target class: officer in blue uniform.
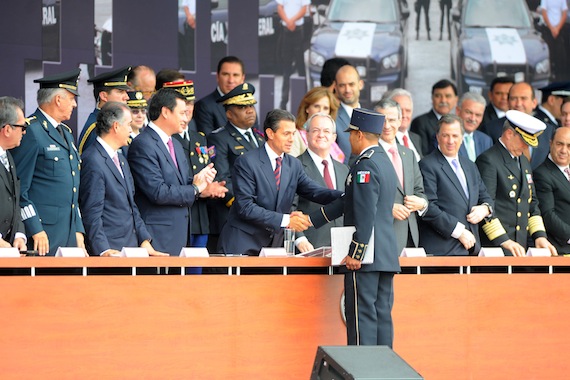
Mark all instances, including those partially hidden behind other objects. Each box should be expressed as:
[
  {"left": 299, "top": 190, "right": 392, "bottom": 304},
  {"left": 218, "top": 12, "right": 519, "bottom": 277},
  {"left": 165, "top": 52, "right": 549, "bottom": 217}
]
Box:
[
  {"left": 311, "top": 109, "right": 400, "bottom": 347},
  {"left": 77, "top": 66, "right": 131, "bottom": 155},
  {"left": 11, "top": 69, "right": 86, "bottom": 256}
]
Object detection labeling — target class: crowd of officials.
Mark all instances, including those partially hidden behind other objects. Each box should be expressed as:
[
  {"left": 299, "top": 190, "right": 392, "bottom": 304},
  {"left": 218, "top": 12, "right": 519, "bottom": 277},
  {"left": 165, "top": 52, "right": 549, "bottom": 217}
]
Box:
[{"left": 3, "top": 54, "right": 570, "bottom": 348}]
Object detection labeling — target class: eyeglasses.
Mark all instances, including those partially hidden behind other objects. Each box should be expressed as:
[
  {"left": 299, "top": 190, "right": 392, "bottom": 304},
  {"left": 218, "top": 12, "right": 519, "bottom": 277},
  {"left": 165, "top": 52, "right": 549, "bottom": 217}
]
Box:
[
  {"left": 3, "top": 123, "right": 27, "bottom": 132},
  {"left": 131, "top": 109, "right": 147, "bottom": 115}
]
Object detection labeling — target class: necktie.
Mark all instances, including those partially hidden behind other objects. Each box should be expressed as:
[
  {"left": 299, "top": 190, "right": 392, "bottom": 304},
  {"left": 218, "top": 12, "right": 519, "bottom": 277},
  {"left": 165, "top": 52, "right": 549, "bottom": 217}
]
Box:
[
  {"left": 464, "top": 134, "right": 476, "bottom": 162},
  {"left": 322, "top": 160, "right": 334, "bottom": 189},
  {"left": 167, "top": 138, "right": 178, "bottom": 169},
  {"left": 388, "top": 146, "right": 404, "bottom": 188},
  {"left": 274, "top": 156, "right": 282, "bottom": 190},
  {"left": 183, "top": 131, "right": 189, "bottom": 141},
  {"left": 402, "top": 134, "right": 410, "bottom": 148},
  {"left": 565, "top": 167, "right": 570, "bottom": 182},
  {"left": 56, "top": 124, "right": 68, "bottom": 147},
  {"left": 451, "top": 158, "right": 469, "bottom": 198},
  {"left": 245, "top": 131, "right": 257, "bottom": 148},
  {"left": 0, "top": 152, "right": 10, "bottom": 172},
  {"left": 112, "top": 153, "right": 124, "bottom": 178}
]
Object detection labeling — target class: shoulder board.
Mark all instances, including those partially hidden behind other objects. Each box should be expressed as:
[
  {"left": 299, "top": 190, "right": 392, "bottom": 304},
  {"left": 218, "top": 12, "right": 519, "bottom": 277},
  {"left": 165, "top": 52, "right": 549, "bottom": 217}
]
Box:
[
  {"left": 211, "top": 127, "right": 225, "bottom": 134},
  {"left": 354, "top": 149, "right": 375, "bottom": 166},
  {"left": 61, "top": 123, "right": 72, "bottom": 133},
  {"left": 25, "top": 116, "right": 37, "bottom": 125}
]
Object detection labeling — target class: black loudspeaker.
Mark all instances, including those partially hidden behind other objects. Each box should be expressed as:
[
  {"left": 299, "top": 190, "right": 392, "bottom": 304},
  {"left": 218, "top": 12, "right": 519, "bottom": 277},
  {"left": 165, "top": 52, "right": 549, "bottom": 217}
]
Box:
[{"left": 310, "top": 346, "right": 423, "bottom": 380}]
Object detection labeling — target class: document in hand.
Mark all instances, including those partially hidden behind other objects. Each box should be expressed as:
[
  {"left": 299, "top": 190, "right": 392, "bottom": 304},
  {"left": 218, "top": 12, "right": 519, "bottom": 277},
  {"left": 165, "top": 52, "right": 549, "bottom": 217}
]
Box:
[{"left": 330, "top": 226, "right": 374, "bottom": 266}]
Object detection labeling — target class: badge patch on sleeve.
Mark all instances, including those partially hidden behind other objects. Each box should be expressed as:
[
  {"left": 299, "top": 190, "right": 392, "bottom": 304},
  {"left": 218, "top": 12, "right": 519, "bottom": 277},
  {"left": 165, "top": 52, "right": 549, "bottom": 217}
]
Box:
[{"left": 356, "top": 171, "right": 370, "bottom": 183}]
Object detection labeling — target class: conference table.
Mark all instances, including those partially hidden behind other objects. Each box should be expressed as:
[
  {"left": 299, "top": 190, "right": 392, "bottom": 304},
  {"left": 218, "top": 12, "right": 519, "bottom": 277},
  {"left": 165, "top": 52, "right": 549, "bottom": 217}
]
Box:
[{"left": 1, "top": 256, "right": 569, "bottom": 379}]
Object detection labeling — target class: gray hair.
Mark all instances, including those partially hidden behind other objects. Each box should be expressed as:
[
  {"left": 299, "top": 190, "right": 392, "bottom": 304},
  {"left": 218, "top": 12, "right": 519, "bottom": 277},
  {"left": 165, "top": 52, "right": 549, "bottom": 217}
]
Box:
[
  {"left": 95, "top": 101, "right": 131, "bottom": 136},
  {"left": 37, "top": 88, "right": 68, "bottom": 106},
  {"left": 373, "top": 98, "right": 402, "bottom": 119},
  {"left": 382, "top": 88, "right": 413, "bottom": 103},
  {"left": 0, "top": 96, "right": 24, "bottom": 127},
  {"left": 304, "top": 112, "right": 336, "bottom": 134},
  {"left": 458, "top": 91, "right": 486, "bottom": 108}
]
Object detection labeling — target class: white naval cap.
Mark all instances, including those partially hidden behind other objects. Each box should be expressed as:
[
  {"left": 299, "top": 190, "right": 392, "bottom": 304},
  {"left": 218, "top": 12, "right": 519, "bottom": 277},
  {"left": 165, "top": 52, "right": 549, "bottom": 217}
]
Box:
[{"left": 505, "top": 110, "right": 546, "bottom": 147}]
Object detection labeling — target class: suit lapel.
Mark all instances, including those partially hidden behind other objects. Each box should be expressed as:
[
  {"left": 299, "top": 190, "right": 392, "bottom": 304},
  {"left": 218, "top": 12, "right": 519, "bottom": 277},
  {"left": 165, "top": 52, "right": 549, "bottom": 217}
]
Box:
[
  {"left": 547, "top": 160, "right": 570, "bottom": 192},
  {"left": 438, "top": 151, "right": 469, "bottom": 204},
  {"left": 301, "top": 152, "right": 326, "bottom": 187},
  {"left": 227, "top": 125, "right": 256, "bottom": 152},
  {"left": 96, "top": 143, "right": 128, "bottom": 192},
  {"left": 148, "top": 128, "right": 184, "bottom": 183},
  {"left": 497, "top": 144, "right": 521, "bottom": 181}
]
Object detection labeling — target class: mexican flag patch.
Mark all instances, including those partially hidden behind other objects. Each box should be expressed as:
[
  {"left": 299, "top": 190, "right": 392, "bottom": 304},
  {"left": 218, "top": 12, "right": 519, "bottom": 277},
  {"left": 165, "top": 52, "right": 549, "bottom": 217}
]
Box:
[{"left": 356, "top": 171, "right": 370, "bottom": 183}]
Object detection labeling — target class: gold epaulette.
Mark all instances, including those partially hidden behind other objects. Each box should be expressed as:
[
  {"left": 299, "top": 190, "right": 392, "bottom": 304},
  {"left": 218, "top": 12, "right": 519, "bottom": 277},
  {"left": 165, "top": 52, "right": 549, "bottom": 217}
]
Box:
[
  {"left": 528, "top": 215, "right": 546, "bottom": 235},
  {"left": 482, "top": 218, "right": 507, "bottom": 241},
  {"left": 25, "top": 116, "right": 37, "bottom": 125},
  {"left": 349, "top": 240, "right": 368, "bottom": 261}
]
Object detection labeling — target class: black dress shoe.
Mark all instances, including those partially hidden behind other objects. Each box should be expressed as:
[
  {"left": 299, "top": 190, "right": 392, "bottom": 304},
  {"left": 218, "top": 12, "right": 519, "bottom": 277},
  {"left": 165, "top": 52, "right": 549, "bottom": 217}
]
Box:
[{"left": 427, "top": 31, "right": 431, "bottom": 41}]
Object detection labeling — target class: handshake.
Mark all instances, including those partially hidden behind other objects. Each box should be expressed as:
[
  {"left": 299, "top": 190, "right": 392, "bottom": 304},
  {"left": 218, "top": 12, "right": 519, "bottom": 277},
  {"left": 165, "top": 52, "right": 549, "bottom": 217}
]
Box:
[{"left": 288, "top": 211, "right": 312, "bottom": 232}]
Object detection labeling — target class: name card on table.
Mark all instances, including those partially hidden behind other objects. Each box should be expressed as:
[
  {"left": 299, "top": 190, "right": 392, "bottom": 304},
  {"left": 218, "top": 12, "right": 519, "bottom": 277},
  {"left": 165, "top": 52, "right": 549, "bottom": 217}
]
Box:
[
  {"left": 478, "top": 247, "right": 505, "bottom": 257},
  {"left": 259, "top": 247, "right": 288, "bottom": 257},
  {"left": 0, "top": 248, "right": 20, "bottom": 257},
  {"left": 120, "top": 247, "right": 149, "bottom": 257},
  {"left": 179, "top": 247, "right": 209, "bottom": 257},
  {"left": 55, "top": 247, "right": 86, "bottom": 257},
  {"left": 400, "top": 247, "right": 427, "bottom": 257},
  {"left": 526, "top": 248, "right": 551, "bottom": 257}
]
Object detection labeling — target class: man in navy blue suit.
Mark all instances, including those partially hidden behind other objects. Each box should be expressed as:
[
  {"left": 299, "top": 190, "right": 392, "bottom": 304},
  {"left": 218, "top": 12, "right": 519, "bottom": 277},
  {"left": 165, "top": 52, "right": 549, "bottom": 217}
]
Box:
[
  {"left": 218, "top": 109, "right": 342, "bottom": 256},
  {"left": 419, "top": 114, "right": 524, "bottom": 256},
  {"left": 128, "top": 89, "right": 227, "bottom": 256},
  {"left": 80, "top": 102, "right": 166, "bottom": 257},
  {"left": 456, "top": 92, "right": 493, "bottom": 161}
]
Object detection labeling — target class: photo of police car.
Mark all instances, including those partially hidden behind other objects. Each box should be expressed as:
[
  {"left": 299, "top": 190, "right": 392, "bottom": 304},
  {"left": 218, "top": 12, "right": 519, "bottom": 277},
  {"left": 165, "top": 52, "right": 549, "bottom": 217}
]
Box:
[
  {"left": 450, "top": 0, "right": 551, "bottom": 96},
  {"left": 306, "top": 0, "right": 410, "bottom": 107}
]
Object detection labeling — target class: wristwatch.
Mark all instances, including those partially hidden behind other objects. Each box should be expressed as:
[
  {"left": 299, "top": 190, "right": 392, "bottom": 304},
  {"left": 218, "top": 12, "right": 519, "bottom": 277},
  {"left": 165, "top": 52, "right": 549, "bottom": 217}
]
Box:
[{"left": 192, "top": 184, "right": 201, "bottom": 198}]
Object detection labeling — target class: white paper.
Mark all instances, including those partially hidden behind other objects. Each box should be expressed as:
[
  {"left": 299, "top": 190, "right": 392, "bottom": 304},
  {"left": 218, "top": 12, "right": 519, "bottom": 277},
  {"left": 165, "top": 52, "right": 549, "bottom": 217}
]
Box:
[
  {"left": 526, "top": 248, "right": 550, "bottom": 257},
  {"left": 55, "top": 247, "right": 86, "bottom": 257},
  {"left": 296, "top": 246, "right": 332, "bottom": 258},
  {"left": 120, "top": 247, "right": 149, "bottom": 257},
  {"left": 400, "top": 247, "right": 427, "bottom": 257},
  {"left": 259, "top": 247, "right": 288, "bottom": 257},
  {"left": 478, "top": 247, "right": 505, "bottom": 257},
  {"left": 179, "top": 247, "right": 209, "bottom": 257},
  {"left": 0, "top": 248, "right": 20, "bottom": 258},
  {"left": 330, "top": 226, "right": 374, "bottom": 266}
]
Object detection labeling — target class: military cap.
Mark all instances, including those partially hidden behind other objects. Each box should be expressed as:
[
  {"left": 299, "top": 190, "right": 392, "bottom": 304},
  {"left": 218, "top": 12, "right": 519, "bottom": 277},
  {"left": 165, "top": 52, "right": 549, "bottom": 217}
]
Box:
[
  {"left": 126, "top": 91, "right": 147, "bottom": 109},
  {"left": 539, "top": 81, "right": 570, "bottom": 97},
  {"left": 162, "top": 80, "right": 195, "bottom": 101},
  {"left": 216, "top": 82, "right": 257, "bottom": 106},
  {"left": 33, "top": 68, "right": 81, "bottom": 96},
  {"left": 88, "top": 65, "right": 132, "bottom": 91},
  {"left": 345, "top": 108, "right": 385, "bottom": 134},
  {"left": 506, "top": 110, "right": 546, "bottom": 147}
]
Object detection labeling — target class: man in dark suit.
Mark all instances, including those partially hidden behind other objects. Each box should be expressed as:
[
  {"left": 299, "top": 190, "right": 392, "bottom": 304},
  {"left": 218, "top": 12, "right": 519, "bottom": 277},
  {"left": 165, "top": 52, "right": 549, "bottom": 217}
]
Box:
[
  {"left": 382, "top": 88, "right": 422, "bottom": 161},
  {"left": 294, "top": 113, "right": 349, "bottom": 251},
  {"left": 476, "top": 110, "right": 557, "bottom": 255},
  {"left": 310, "top": 108, "right": 401, "bottom": 347},
  {"left": 534, "top": 82, "right": 566, "bottom": 131},
  {"left": 79, "top": 102, "right": 166, "bottom": 257},
  {"left": 206, "top": 82, "right": 264, "bottom": 253},
  {"left": 534, "top": 127, "right": 570, "bottom": 254},
  {"left": 11, "top": 69, "right": 86, "bottom": 256},
  {"left": 128, "top": 88, "right": 227, "bottom": 256},
  {"left": 218, "top": 109, "right": 342, "bottom": 256},
  {"left": 333, "top": 64, "right": 364, "bottom": 164},
  {"left": 411, "top": 79, "right": 458, "bottom": 156},
  {"left": 375, "top": 99, "right": 427, "bottom": 255},
  {"left": 77, "top": 66, "right": 131, "bottom": 155},
  {"left": 480, "top": 82, "right": 554, "bottom": 170},
  {"left": 0, "top": 97, "right": 26, "bottom": 251},
  {"left": 480, "top": 76, "right": 514, "bottom": 128},
  {"left": 419, "top": 114, "right": 524, "bottom": 256},
  {"left": 194, "top": 56, "right": 258, "bottom": 136},
  {"left": 456, "top": 92, "right": 493, "bottom": 161}
]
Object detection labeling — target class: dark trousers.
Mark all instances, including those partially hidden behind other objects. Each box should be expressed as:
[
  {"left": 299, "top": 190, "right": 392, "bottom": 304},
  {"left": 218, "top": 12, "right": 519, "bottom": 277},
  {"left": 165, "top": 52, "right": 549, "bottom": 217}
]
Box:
[
  {"left": 415, "top": 0, "right": 431, "bottom": 32},
  {"left": 344, "top": 271, "right": 395, "bottom": 347},
  {"left": 439, "top": 0, "right": 451, "bottom": 37},
  {"left": 542, "top": 24, "right": 567, "bottom": 81},
  {"left": 279, "top": 26, "right": 305, "bottom": 108}
]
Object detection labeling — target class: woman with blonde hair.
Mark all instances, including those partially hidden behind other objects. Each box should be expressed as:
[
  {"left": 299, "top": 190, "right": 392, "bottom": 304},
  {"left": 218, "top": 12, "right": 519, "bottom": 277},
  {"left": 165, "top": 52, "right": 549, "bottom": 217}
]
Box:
[{"left": 290, "top": 86, "right": 345, "bottom": 162}]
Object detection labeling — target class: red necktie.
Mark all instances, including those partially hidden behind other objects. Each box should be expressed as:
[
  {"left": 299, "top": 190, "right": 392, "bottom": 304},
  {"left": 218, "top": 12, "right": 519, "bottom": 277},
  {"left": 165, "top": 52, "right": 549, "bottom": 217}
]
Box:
[
  {"left": 402, "top": 134, "right": 410, "bottom": 148},
  {"left": 322, "top": 160, "right": 334, "bottom": 189},
  {"left": 167, "top": 138, "right": 178, "bottom": 169},
  {"left": 274, "top": 156, "right": 282, "bottom": 190}
]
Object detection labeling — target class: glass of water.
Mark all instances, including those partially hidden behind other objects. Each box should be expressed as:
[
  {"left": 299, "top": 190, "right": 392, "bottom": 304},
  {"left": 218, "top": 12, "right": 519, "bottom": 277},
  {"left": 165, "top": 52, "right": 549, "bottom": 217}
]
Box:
[{"left": 284, "top": 228, "right": 295, "bottom": 256}]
